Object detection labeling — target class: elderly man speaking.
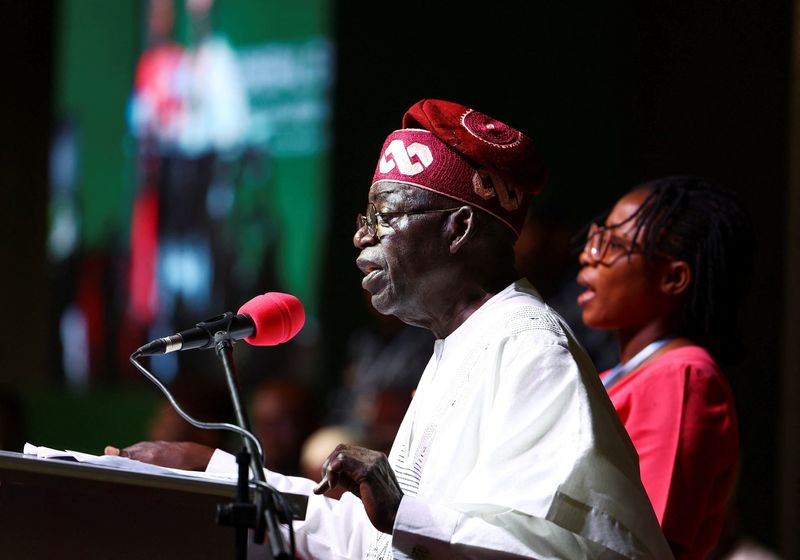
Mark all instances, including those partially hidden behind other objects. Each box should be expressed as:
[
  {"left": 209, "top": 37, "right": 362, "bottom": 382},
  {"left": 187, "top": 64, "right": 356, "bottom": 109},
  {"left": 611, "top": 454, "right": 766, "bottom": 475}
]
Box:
[{"left": 109, "top": 99, "right": 673, "bottom": 559}]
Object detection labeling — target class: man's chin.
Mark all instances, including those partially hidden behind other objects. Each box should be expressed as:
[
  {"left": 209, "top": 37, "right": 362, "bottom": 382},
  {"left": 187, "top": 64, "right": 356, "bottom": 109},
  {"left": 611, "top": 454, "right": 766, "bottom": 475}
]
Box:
[{"left": 368, "top": 290, "right": 397, "bottom": 317}]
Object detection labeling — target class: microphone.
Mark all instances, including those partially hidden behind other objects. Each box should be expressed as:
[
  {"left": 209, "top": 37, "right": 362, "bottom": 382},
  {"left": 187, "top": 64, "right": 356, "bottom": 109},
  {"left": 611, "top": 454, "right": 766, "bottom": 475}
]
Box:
[{"left": 135, "top": 292, "right": 305, "bottom": 356}]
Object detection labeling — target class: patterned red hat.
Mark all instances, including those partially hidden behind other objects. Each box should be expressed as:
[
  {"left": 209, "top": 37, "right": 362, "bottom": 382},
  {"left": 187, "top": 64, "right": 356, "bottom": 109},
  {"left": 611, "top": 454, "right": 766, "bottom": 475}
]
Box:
[{"left": 371, "top": 99, "right": 548, "bottom": 235}]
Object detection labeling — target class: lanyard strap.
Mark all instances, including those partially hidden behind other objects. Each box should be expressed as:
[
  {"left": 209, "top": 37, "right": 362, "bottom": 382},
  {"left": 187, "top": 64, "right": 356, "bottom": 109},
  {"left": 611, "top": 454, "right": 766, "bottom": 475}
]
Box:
[{"left": 603, "top": 338, "right": 673, "bottom": 389}]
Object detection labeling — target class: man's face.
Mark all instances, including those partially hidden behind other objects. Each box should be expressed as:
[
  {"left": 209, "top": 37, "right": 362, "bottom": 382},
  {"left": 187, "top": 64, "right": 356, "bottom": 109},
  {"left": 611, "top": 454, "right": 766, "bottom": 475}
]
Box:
[{"left": 353, "top": 182, "right": 448, "bottom": 323}]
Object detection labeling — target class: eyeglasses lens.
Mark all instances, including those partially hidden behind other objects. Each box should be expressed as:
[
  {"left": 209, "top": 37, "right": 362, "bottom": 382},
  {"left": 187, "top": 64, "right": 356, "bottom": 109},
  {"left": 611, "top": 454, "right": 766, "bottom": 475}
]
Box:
[
  {"left": 366, "top": 204, "right": 378, "bottom": 236},
  {"left": 356, "top": 204, "right": 380, "bottom": 236},
  {"left": 586, "top": 224, "right": 609, "bottom": 262}
]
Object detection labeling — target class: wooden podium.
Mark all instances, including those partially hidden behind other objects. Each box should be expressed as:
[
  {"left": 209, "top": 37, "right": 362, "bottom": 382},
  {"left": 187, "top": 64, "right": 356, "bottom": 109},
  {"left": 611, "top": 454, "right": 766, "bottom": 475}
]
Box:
[{"left": 0, "top": 450, "right": 305, "bottom": 559}]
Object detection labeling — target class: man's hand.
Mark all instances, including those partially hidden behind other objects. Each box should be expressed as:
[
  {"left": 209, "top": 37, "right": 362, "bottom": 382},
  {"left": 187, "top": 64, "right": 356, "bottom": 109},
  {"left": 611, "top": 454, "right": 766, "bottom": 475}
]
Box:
[
  {"left": 313, "top": 444, "right": 403, "bottom": 534},
  {"left": 104, "top": 441, "right": 215, "bottom": 471}
]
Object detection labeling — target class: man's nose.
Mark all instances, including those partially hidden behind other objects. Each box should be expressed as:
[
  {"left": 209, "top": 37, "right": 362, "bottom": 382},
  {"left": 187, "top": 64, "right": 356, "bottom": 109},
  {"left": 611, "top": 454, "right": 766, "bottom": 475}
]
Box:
[{"left": 353, "top": 225, "right": 378, "bottom": 248}]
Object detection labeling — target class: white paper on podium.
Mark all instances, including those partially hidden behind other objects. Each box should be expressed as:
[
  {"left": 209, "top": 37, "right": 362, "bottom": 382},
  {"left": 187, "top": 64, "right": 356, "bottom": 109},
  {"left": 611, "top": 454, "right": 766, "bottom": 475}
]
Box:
[
  {"left": 23, "top": 442, "right": 238, "bottom": 482},
  {"left": 22, "top": 443, "right": 309, "bottom": 521}
]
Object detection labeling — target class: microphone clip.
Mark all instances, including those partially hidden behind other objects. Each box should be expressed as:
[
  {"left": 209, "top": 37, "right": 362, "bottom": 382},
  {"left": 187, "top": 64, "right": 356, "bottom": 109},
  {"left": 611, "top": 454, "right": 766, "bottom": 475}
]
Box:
[{"left": 197, "top": 312, "right": 237, "bottom": 350}]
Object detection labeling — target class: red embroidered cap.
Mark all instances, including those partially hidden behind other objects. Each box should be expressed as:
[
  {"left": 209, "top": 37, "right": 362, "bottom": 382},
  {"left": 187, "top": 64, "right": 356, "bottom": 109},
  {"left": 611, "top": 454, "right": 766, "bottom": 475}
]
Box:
[{"left": 371, "top": 99, "right": 548, "bottom": 236}]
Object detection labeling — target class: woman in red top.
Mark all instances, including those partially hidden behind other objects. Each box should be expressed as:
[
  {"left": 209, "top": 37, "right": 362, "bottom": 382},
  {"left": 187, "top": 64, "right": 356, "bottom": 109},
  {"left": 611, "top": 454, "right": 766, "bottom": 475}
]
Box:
[{"left": 576, "top": 176, "right": 753, "bottom": 560}]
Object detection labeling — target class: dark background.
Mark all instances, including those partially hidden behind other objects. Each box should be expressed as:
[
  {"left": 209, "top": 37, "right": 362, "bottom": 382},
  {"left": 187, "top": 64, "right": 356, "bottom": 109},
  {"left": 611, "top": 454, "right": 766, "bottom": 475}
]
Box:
[{"left": 2, "top": 1, "right": 796, "bottom": 556}]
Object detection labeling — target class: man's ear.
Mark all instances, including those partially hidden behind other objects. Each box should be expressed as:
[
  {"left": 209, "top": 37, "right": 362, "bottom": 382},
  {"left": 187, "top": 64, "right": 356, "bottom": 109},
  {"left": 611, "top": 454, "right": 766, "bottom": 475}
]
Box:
[
  {"left": 447, "top": 206, "right": 476, "bottom": 254},
  {"left": 661, "top": 260, "right": 691, "bottom": 297}
]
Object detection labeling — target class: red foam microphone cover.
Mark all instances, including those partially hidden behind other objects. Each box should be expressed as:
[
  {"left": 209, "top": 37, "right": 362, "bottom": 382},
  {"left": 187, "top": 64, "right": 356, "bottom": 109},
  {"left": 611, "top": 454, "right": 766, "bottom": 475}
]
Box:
[{"left": 237, "top": 292, "right": 305, "bottom": 346}]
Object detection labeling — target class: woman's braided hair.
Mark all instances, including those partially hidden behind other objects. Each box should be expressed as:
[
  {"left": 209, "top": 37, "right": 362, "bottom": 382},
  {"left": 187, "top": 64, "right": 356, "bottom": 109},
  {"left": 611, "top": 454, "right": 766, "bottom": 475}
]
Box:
[{"left": 624, "top": 175, "right": 754, "bottom": 364}]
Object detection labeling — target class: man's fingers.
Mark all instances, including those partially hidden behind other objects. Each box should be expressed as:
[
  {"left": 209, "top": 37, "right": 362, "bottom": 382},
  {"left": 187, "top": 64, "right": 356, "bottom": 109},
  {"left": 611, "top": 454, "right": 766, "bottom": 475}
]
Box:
[
  {"left": 313, "top": 455, "right": 339, "bottom": 495},
  {"left": 104, "top": 445, "right": 133, "bottom": 459},
  {"left": 314, "top": 450, "right": 361, "bottom": 496},
  {"left": 313, "top": 473, "right": 331, "bottom": 495}
]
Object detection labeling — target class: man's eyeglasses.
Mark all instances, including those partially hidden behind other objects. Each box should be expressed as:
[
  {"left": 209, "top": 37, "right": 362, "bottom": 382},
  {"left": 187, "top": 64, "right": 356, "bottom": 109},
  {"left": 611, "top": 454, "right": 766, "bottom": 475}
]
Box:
[
  {"left": 582, "top": 223, "right": 642, "bottom": 265},
  {"left": 356, "top": 203, "right": 462, "bottom": 237}
]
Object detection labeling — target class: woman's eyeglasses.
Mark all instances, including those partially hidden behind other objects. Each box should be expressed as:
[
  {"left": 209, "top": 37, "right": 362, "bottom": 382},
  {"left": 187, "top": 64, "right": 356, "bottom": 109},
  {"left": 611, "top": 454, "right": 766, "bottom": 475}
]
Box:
[{"left": 582, "top": 223, "right": 642, "bottom": 265}]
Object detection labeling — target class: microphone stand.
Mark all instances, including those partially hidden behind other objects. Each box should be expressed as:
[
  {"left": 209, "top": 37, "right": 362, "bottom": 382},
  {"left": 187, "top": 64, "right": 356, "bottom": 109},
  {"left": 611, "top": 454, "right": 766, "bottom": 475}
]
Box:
[{"left": 212, "top": 331, "right": 289, "bottom": 560}]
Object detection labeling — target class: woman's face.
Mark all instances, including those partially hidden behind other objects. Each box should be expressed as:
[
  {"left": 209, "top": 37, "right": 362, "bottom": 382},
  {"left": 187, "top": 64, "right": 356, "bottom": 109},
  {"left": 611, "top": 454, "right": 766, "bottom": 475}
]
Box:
[{"left": 577, "top": 190, "right": 671, "bottom": 331}]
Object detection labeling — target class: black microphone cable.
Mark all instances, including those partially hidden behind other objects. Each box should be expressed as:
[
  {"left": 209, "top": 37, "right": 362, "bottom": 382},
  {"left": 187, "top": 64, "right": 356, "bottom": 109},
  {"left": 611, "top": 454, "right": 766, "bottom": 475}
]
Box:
[{"left": 129, "top": 351, "right": 265, "bottom": 461}]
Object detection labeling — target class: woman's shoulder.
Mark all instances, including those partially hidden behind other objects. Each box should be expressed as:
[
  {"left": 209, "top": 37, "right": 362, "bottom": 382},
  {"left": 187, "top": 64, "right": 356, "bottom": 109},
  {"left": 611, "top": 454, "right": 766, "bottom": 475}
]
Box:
[
  {"left": 614, "top": 345, "right": 729, "bottom": 396},
  {"left": 611, "top": 345, "right": 738, "bottom": 428},
  {"left": 650, "top": 344, "right": 719, "bottom": 372}
]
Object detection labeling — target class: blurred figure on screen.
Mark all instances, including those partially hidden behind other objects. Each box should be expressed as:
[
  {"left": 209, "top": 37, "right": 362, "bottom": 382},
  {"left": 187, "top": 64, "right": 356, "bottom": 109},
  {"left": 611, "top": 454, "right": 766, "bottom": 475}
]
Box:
[{"left": 125, "top": 0, "right": 252, "bottom": 382}]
